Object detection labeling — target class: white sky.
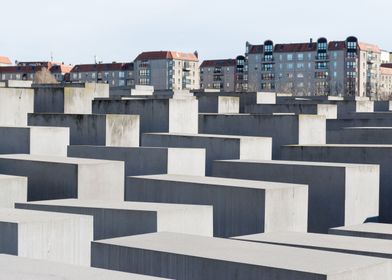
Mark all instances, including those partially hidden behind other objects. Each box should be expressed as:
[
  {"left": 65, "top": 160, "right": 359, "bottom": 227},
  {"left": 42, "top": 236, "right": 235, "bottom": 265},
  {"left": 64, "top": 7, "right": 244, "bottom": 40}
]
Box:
[{"left": 1, "top": 0, "right": 391, "bottom": 64}]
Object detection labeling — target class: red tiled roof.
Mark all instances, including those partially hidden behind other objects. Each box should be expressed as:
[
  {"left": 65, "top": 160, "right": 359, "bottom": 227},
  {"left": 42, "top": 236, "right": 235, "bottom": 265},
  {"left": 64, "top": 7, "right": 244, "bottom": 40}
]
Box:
[
  {"left": 200, "top": 59, "right": 236, "bottom": 68},
  {"left": 381, "top": 67, "right": 392, "bottom": 75},
  {"left": 70, "top": 63, "right": 134, "bottom": 73},
  {"left": 248, "top": 45, "right": 264, "bottom": 54},
  {"left": 135, "top": 51, "right": 198, "bottom": 62},
  {"left": 50, "top": 64, "right": 73, "bottom": 74},
  {"left": 274, "top": 43, "right": 317, "bottom": 53},
  {"left": 0, "top": 56, "right": 12, "bottom": 65},
  {"left": 0, "top": 65, "right": 44, "bottom": 74},
  {"left": 359, "top": 42, "right": 381, "bottom": 53},
  {"left": 328, "top": 41, "right": 346, "bottom": 51}
]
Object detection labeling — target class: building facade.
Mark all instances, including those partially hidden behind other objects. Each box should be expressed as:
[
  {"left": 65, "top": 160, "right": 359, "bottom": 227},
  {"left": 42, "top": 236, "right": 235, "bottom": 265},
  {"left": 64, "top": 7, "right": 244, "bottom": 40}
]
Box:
[
  {"left": 0, "top": 61, "right": 71, "bottom": 82},
  {"left": 70, "top": 62, "right": 134, "bottom": 87},
  {"left": 200, "top": 56, "right": 247, "bottom": 92},
  {"left": 245, "top": 36, "right": 384, "bottom": 97},
  {"left": 134, "top": 51, "right": 200, "bottom": 90},
  {"left": 380, "top": 64, "right": 392, "bottom": 99}
]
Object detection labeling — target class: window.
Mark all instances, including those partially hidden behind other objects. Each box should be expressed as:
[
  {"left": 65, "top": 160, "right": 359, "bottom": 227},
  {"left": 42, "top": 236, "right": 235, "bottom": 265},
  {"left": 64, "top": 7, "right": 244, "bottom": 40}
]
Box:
[
  {"left": 297, "top": 63, "right": 304, "bottom": 69},
  {"left": 119, "top": 72, "right": 125, "bottom": 78},
  {"left": 226, "top": 83, "right": 230, "bottom": 87},
  {"left": 333, "top": 62, "right": 337, "bottom": 69},
  {"left": 317, "top": 42, "right": 327, "bottom": 50},
  {"left": 297, "top": 73, "right": 304, "bottom": 78},
  {"left": 287, "top": 63, "right": 293, "bottom": 69},
  {"left": 139, "top": 69, "right": 150, "bottom": 76},
  {"left": 316, "top": 62, "right": 327, "bottom": 69},
  {"left": 92, "top": 73, "right": 96, "bottom": 79},
  {"left": 347, "top": 41, "right": 357, "bottom": 49},
  {"left": 308, "top": 53, "right": 312, "bottom": 60},
  {"left": 297, "top": 53, "right": 304, "bottom": 61},
  {"left": 287, "top": 54, "right": 293, "bottom": 61},
  {"left": 346, "top": 61, "right": 356, "bottom": 69},
  {"left": 139, "top": 78, "right": 150, "bottom": 85}
]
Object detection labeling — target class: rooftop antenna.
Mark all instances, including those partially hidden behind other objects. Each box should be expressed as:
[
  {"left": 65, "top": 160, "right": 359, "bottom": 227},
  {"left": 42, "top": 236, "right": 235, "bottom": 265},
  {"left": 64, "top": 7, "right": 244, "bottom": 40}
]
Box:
[
  {"left": 94, "top": 55, "right": 97, "bottom": 64},
  {"left": 50, "top": 52, "right": 53, "bottom": 62}
]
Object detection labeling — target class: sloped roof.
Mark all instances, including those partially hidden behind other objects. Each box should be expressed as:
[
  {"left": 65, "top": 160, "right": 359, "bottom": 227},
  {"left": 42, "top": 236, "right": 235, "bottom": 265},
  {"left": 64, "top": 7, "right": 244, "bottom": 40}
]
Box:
[{"left": 135, "top": 51, "right": 198, "bottom": 62}]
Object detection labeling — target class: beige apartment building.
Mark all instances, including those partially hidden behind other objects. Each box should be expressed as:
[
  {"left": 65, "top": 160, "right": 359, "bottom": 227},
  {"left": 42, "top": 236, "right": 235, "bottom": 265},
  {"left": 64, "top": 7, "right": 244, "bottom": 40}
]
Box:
[
  {"left": 199, "top": 56, "right": 247, "bottom": 92},
  {"left": 134, "top": 51, "right": 200, "bottom": 90},
  {"left": 70, "top": 62, "right": 134, "bottom": 87},
  {"left": 246, "top": 36, "right": 386, "bottom": 97}
]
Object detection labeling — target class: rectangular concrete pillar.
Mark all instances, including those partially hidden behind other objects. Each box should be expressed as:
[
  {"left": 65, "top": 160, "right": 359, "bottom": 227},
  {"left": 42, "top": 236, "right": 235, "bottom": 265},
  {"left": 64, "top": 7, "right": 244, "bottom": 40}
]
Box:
[
  {"left": 196, "top": 95, "right": 239, "bottom": 113},
  {"left": 67, "top": 145, "right": 206, "bottom": 176},
  {"left": 0, "top": 209, "right": 92, "bottom": 265},
  {"left": 92, "top": 98, "right": 198, "bottom": 134},
  {"left": 91, "top": 232, "right": 392, "bottom": 280},
  {"left": 16, "top": 199, "right": 213, "bottom": 239},
  {"left": 234, "top": 232, "right": 392, "bottom": 259},
  {"left": 256, "top": 91, "right": 276, "bottom": 104},
  {"left": 327, "top": 127, "right": 392, "bottom": 144},
  {"left": 141, "top": 133, "right": 271, "bottom": 175},
  {"left": 0, "top": 154, "right": 124, "bottom": 201},
  {"left": 329, "top": 223, "right": 392, "bottom": 240},
  {"left": 126, "top": 174, "right": 307, "bottom": 237},
  {"left": 244, "top": 104, "right": 337, "bottom": 119},
  {"left": 199, "top": 114, "right": 326, "bottom": 158},
  {"left": 0, "top": 175, "right": 27, "bottom": 208},
  {"left": 5, "top": 80, "right": 33, "bottom": 88},
  {"left": 212, "top": 159, "right": 379, "bottom": 233},
  {"left": 28, "top": 113, "right": 139, "bottom": 147},
  {"left": 0, "top": 126, "right": 69, "bottom": 156},
  {"left": 280, "top": 145, "right": 392, "bottom": 223},
  {"left": 0, "top": 254, "right": 168, "bottom": 280},
  {"left": 0, "top": 88, "right": 34, "bottom": 126},
  {"left": 33, "top": 84, "right": 105, "bottom": 114}
]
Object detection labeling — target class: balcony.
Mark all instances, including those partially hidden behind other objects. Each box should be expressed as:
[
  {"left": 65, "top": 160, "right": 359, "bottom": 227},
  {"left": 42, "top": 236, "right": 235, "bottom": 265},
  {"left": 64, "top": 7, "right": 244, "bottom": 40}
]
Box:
[{"left": 315, "top": 54, "right": 329, "bottom": 61}]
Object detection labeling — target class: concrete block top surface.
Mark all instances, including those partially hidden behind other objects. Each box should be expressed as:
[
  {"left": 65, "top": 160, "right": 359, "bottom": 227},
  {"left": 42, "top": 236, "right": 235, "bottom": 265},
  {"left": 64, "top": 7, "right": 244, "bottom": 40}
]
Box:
[
  {"left": 143, "top": 132, "right": 271, "bottom": 141},
  {"left": 0, "top": 174, "right": 26, "bottom": 181},
  {"left": 131, "top": 174, "right": 307, "bottom": 190},
  {"left": 285, "top": 144, "right": 392, "bottom": 148},
  {"left": 330, "top": 223, "right": 392, "bottom": 235},
  {"left": 94, "top": 232, "right": 389, "bottom": 275},
  {"left": 0, "top": 154, "right": 123, "bottom": 165},
  {"left": 0, "top": 254, "right": 168, "bottom": 280},
  {"left": 217, "top": 159, "right": 380, "bottom": 169},
  {"left": 21, "top": 199, "right": 212, "bottom": 212},
  {"left": 0, "top": 208, "right": 90, "bottom": 224},
  {"left": 234, "top": 232, "right": 392, "bottom": 256}
]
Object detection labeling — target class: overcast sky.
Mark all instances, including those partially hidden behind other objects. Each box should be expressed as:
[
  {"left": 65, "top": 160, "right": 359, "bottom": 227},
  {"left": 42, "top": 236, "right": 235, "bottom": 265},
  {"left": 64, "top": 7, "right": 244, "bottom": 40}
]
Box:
[{"left": 1, "top": 0, "right": 391, "bottom": 64}]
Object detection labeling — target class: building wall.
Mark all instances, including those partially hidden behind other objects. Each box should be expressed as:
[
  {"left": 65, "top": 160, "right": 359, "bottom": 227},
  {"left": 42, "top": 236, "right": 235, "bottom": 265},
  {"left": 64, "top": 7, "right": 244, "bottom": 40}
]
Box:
[{"left": 200, "top": 66, "right": 236, "bottom": 92}]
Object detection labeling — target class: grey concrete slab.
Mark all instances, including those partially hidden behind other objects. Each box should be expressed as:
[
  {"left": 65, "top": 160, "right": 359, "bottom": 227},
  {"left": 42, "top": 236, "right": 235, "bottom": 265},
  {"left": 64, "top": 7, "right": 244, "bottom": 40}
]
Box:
[
  {"left": 199, "top": 114, "right": 325, "bottom": 158},
  {"left": 16, "top": 199, "right": 213, "bottom": 239},
  {"left": 91, "top": 232, "right": 392, "bottom": 280},
  {"left": 0, "top": 208, "right": 92, "bottom": 265},
  {"left": 0, "top": 126, "right": 69, "bottom": 156},
  {"left": 197, "top": 95, "right": 239, "bottom": 113},
  {"left": 212, "top": 159, "right": 379, "bottom": 233},
  {"left": 126, "top": 174, "right": 307, "bottom": 237},
  {"left": 0, "top": 254, "right": 168, "bottom": 280},
  {"left": 244, "top": 104, "right": 337, "bottom": 119},
  {"left": 28, "top": 113, "right": 139, "bottom": 147},
  {"left": 0, "top": 154, "right": 124, "bottom": 201},
  {"left": 329, "top": 223, "right": 392, "bottom": 240},
  {"left": 93, "top": 98, "right": 198, "bottom": 134},
  {"left": 280, "top": 144, "right": 392, "bottom": 222},
  {"left": 327, "top": 117, "right": 392, "bottom": 130},
  {"left": 234, "top": 231, "right": 392, "bottom": 259},
  {"left": 67, "top": 145, "right": 206, "bottom": 177},
  {"left": 0, "top": 175, "right": 27, "bottom": 208},
  {"left": 328, "top": 127, "right": 392, "bottom": 144},
  {"left": 141, "top": 133, "right": 271, "bottom": 175},
  {"left": 0, "top": 88, "right": 34, "bottom": 126}
]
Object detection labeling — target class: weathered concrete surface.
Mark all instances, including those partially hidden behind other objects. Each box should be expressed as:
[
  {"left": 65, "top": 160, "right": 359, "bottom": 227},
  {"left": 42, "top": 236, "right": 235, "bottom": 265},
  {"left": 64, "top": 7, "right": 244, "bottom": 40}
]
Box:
[
  {"left": 256, "top": 92, "right": 276, "bottom": 104},
  {"left": 85, "top": 82, "right": 109, "bottom": 98},
  {"left": 141, "top": 133, "right": 271, "bottom": 175},
  {"left": 280, "top": 144, "right": 392, "bottom": 222},
  {"left": 0, "top": 88, "right": 34, "bottom": 126},
  {"left": 329, "top": 223, "right": 392, "bottom": 240},
  {"left": 0, "top": 254, "right": 167, "bottom": 280},
  {"left": 234, "top": 231, "right": 392, "bottom": 259},
  {"left": 0, "top": 126, "right": 69, "bottom": 156},
  {"left": 244, "top": 104, "right": 337, "bottom": 119},
  {"left": 0, "top": 175, "right": 27, "bottom": 208},
  {"left": 212, "top": 159, "right": 379, "bottom": 233},
  {"left": 16, "top": 199, "right": 213, "bottom": 239},
  {"left": 28, "top": 113, "right": 139, "bottom": 147},
  {"left": 328, "top": 127, "right": 392, "bottom": 144},
  {"left": 33, "top": 84, "right": 93, "bottom": 114},
  {"left": 199, "top": 114, "right": 326, "bottom": 158},
  {"left": 91, "top": 232, "right": 392, "bottom": 280},
  {"left": 197, "top": 95, "right": 239, "bottom": 113},
  {"left": 0, "top": 154, "right": 124, "bottom": 201},
  {"left": 126, "top": 174, "right": 307, "bottom": 237},
  {"left": 0, "top": 208, "right": 92, "bottom": 265},
  {"left": 93, "top": 98, "right": 198, "bottom": 134},
  {"left": 68, "top": 145, "right": 206, "bottom": 176},
  {"left": 5, "top": 80, "right": 33, "bottom": 88}
]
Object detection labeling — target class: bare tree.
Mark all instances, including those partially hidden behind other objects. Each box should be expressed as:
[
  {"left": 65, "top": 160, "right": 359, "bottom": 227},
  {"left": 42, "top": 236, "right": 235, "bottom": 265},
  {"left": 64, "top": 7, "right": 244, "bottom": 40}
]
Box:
[{"left": 33, "top": 67, "right": 58, "bottom": 84}]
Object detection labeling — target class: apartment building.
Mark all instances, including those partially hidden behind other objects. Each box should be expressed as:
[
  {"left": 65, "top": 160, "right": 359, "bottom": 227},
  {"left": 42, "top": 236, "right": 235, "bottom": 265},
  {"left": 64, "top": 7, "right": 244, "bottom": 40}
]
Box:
[
  {"left": 134, "top": 51, "right": 200, "bottom": 90},
  {"left": 0, "top": 61, "right": 71, "bottom": 82},
  {"left": 200, "top": 56, "right": 247, "bottom": 92},
  {"left": 0, "top": 56, "right": 12, "bottom": 66},
  {"left": 70, "top": 62, "right": 134, "bottom": 87},
  {"left": 380, "top": 64, "right": 392, "bottom": 98},
  {"left": 246, "top": 36, "right": 384, "bottom": 97}
]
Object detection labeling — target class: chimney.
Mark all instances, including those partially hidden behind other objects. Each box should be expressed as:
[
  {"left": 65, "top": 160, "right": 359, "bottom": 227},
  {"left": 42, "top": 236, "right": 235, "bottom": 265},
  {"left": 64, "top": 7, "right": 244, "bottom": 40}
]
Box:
[
  {"left": 310, "top": 38, "right": 313, "bottom": 43},
  {"left": 194, "top": 51, "right": 199, "bottom": 58}
]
